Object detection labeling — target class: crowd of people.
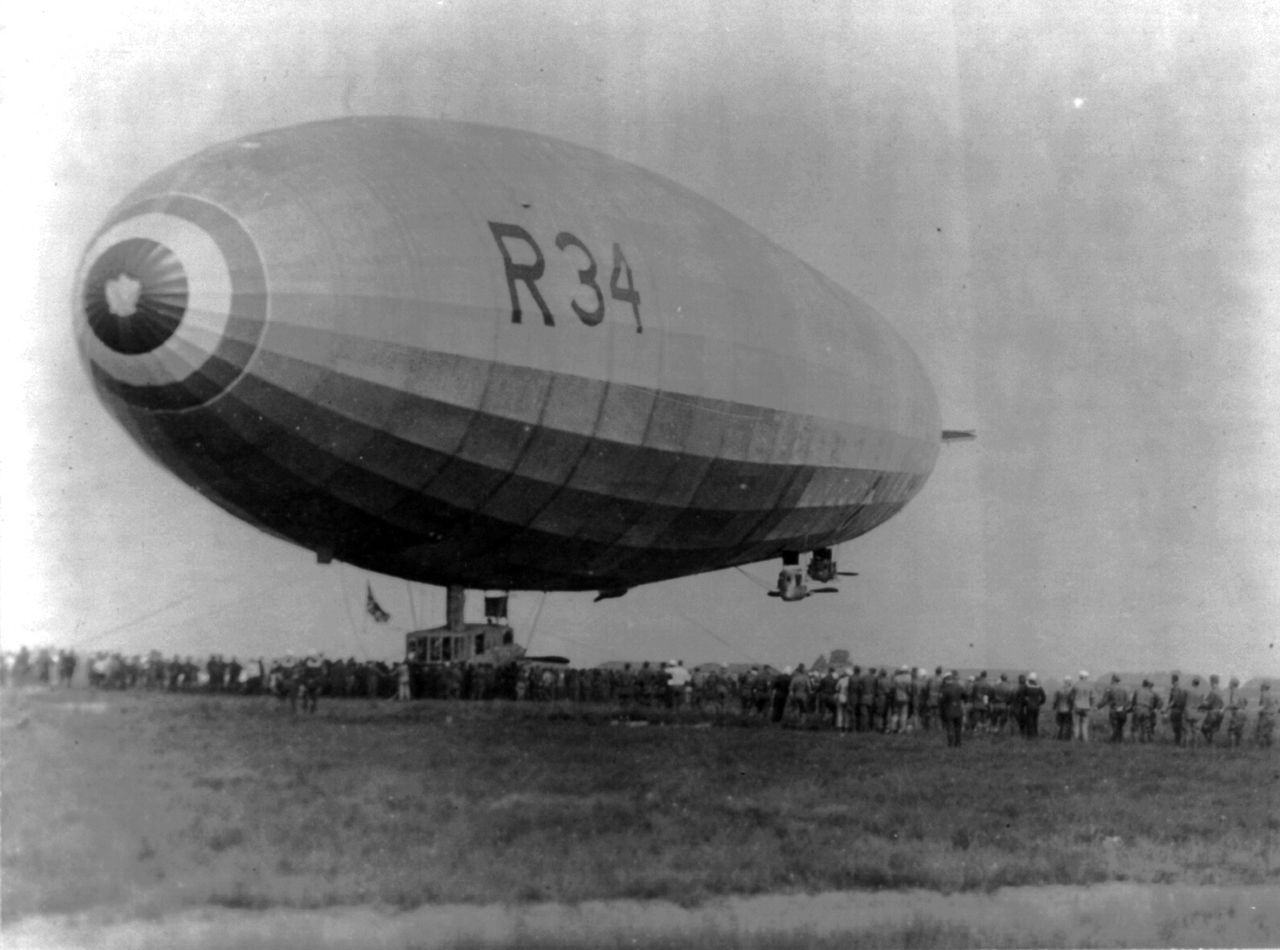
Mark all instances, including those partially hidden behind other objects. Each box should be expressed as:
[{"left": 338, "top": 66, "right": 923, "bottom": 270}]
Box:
[{"left": 2, "top": 646, "right": 1274, "bottom": 748}]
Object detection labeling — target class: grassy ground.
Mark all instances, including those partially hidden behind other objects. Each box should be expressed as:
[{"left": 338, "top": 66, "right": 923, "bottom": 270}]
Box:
[{"left": 3, "top": 689, "right": 1278, "bottom": 927}]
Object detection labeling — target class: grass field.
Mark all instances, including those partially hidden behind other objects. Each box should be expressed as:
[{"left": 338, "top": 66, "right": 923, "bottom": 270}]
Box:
[{"left": 3, "top": 688, "right": 1278, "bottom": 946}]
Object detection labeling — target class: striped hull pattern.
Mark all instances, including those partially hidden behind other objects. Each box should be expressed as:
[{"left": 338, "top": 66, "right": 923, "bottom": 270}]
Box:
[
  {"left": 98, "top": 344, "right": 930, "bottom": 590},
  {"left": 75, "top": 118, "right": 941, "bottom": 592}
]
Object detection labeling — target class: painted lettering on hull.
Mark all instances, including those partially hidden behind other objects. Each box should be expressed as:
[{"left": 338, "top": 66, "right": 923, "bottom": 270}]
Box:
[{"left": 488, "top": 222, "right": 643, "bottom": 332}]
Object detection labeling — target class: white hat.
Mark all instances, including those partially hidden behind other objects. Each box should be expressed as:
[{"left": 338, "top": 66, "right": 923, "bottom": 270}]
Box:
[{"left": 1079, "top": 670, "right": 1089, "bottom": 679}]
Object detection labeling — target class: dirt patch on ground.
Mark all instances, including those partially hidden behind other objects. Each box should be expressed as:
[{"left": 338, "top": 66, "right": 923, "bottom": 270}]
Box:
[{"left": 6, "top": 883, "right": 1280, "bottom": 949}]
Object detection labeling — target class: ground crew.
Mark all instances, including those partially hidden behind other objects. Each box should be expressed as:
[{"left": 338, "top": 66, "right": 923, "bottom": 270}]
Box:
[
  {"left": 1023, "top": 674, "right": 1046, "bottom": 738},
  {"left": 922, "top": 666, "right": 942, "bottom": 732},
  {"left": 1199, "top": 674, "right": 1224, "bottom": 745},
  {"left": 938, "top": 670, "right": 965, "bottom": 747},
  {"left": 1071, "top": 671, "right": 1094, "bottom": 741},
  {"left": 1130, "top": 678, "right": 1161, "bottom": 743},
  {"left": 991, "top": 673, "right": 1013, "bottom": 734},
  {"left": 1183, "top": 676, "right": 1205, "bottom": 745},
  {"left": 1225, "top": 677, "right": 1247, "bottom": 747},
  {"left": 853, "top": 666, "right": 871, "bottom": 732},
  {"left": 1100, "top": 674, "right": 1129, "bottom": 743},
  {"left": 891, "top": 666, "right": 911, "bottom": 733},
  {"left": 835, "top": 667, "right": 851, "bottom": 732},
  {"left": 1053, "top": 676, "right": 1074, "bottom": 740},
  {"left": 1167, "top": 672, "right": 1187, "bottom": 746},
  {"left": 1256, "top": 682, "right": 1275, "bottom": 748}
]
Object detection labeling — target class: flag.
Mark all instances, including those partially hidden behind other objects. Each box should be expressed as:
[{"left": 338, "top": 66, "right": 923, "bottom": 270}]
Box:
[{"left": 365, "top": 583, "right": 390, "bottom": 623}]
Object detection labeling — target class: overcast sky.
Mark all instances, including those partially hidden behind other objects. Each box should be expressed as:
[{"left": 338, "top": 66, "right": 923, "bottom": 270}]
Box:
[{"left": 4, "top": 0, "right": 1279, "bottom": 679}]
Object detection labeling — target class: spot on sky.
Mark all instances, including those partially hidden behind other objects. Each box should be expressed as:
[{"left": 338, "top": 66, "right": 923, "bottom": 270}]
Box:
[{"left": 1072, "top": 97, "right": 1086, "bottom": 109}]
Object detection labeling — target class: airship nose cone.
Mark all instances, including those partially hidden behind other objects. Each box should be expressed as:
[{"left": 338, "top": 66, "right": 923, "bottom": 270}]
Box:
[
  {"left": 83, "top": 238, "right": 188, "bottom": 354},
  {"left": 74, "top": 196, "right": 268, "bottom": 412}
]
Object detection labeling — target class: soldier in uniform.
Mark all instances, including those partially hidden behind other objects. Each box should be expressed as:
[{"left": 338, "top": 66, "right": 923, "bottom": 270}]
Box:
[
  {"left": 1052, "top": 676, "right": 1073, "bottom": 740},
  {"left": 835, "top": 667, "right": 852, "bottom": 732},
  {"left": 396, "top": 656, "right": 412, "bottom": 701},
  {"left": 890, "top": 666, "right": 911, "bottom": 733},
  {"left": 1167, "top": 672, "right": 1188, "bottom": 746},
  {"left": 771, "top": 666, "right": 791, "bottom": 723},
  {"left": 922, "top": 666, "right": 943, "bottom": 732},
  {"left": 1071, "top": 671, "right": 1094, "bottom": 742},
  {"left": 1024, "top": 673, "right": 1047, "bottom": 738},
  {"left": 1130, "top": 678, "right": 1161, "bottom": 743},
  {"left": 853, "top": 666, "right": 872, "bottom": 732},
  {"left": 1255, "top": 682, "right": 1275, "bottom": 747},
  {"left": 991, "top": 673, "right": 1014, "bottom": 735},
  {"left": 873, "top": 667, "right": 891, "bottom": 732},
  {"left": 1011, "top": 673, "right": 1028, "bottom": 737},
  {"left": 1199, "top": 674, "right": 1225, "bottom": 746},
  {"left": 1101, "top": 674, "right": 1129, "bottom": 743},
  {"left": 939, "top": 670, "right": 965, "bottom": 747},
  {"left": 969, "top": 671, "right": 990, "bottom": 734},
  {"left": 787, "top": 664, "right": 810, "bottom": 724},
  {"left": 1182, "top": 675, "right": 1205, "bottom": 745},
  {"left": 738, "top": 666, "right": 757, "bottom": 716},
  {"left": 817, "top": 667, "right": 838, "bottom": 728},
  {"left": 1225, "top": 677, "right": 1247, "bottom": 747}
]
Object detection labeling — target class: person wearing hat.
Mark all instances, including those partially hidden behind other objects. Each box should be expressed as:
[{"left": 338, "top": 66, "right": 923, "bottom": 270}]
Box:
[
  {"left": 1255, "top": 682, "right": 1275, "bottom": 747},
  {"left": 938, "top": 670, "right": 966, "bottom": 748},
  {"left": 1131, "top": 678, "right": 1161, "bottom": 743},
  {"left": 1101, "top": 673, "right": 1130, "bottom": 744},
  {"left": 1167, "top": 672, "right": 1188, "bottom": 746}
]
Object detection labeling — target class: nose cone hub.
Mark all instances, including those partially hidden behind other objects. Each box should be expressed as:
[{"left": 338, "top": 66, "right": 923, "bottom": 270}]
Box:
[
  {"left": 83, "top": 238, "right": 188, "bottom": 354},
  {"left": 75, "top": 196, "right": 267, "bottom": 412}
]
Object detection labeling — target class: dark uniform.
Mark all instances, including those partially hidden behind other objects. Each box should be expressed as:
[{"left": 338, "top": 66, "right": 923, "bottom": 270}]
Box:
[
  {"left": 1052, "top": 677, "right": 1074, "bottom": 740},
  {"left": 1256, "top": 683, "right": 1275, "bottom": 747},
  {"left": 1167, "top": 674, "right": 1188, "bottom": 746},
  {"left": 990, "top": 674, "right": 1013, "bottom": 734},
  {"left": 1130, "top": 679, "right": 1161, "bottom": 743},
  {"left": 1200, "top": 675, "right": 1224, "bottom": 746},
  {"left": 1225, "top": 678, "right": 1247, "bottom": 747},
  {"left": 1101, "top": 674, "right": 1129, "bottom": 743},
  {"left": 938, "top": 671, "right": 965, "bottom": 747},
  {"left": 1023, "top": 675, "right": 1046, "bottom": 738}
]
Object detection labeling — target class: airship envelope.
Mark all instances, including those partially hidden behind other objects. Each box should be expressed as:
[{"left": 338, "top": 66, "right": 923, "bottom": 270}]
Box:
[{"left": 74, "top": 117, "right": 941, "bottom": 594}]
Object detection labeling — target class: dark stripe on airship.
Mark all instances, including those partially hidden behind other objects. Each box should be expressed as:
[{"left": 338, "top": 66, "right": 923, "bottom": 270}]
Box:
[{"left": 99, "top": 352, "right": 929, "bottom": 590}]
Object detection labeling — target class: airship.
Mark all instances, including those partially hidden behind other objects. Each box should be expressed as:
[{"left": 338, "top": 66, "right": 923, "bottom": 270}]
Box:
[{"left": 74, "top": 116, "right": 950, "bottom": 628}]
